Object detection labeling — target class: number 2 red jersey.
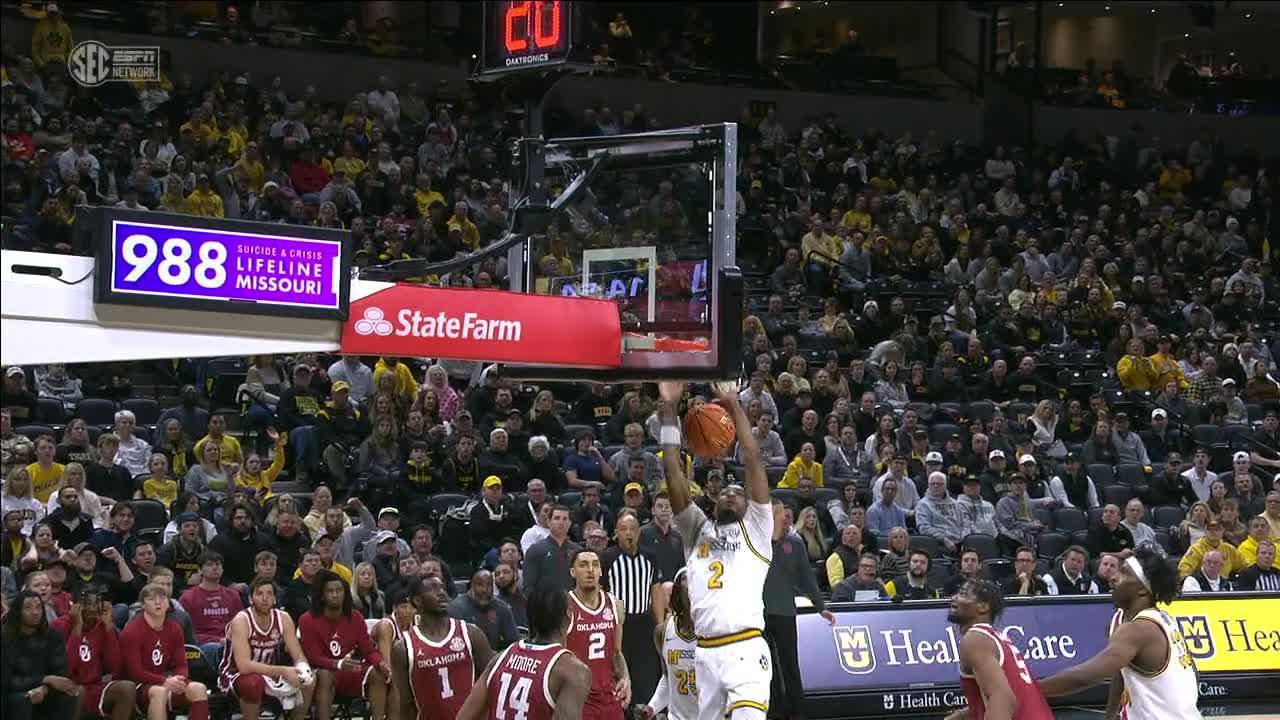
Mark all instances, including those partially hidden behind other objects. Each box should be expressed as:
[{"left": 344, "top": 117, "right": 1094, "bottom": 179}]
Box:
[
  {"left": 405, "top": 618, "right": 475, "bottom": 720},
  {"left": 958, "top": 624, "right": 1054, "bottom": 720},
  {"left": 484, "top": 640, "right": 571, "bottom": 720},
  {"left": 565, "top": 590, "right": 620, "bottom": 706}
]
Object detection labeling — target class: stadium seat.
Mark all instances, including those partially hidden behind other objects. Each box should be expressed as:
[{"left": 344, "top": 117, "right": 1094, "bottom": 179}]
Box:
[
  {"left": 1192, "top": 424, "right": 1224, "bottom": 447},
  {"left": 930, "top": 423, "right": 960, "bottom": 446},
  {"left": 563, "top": 424, "right": 594, "bottom": 442},
  {"left": 967, "top": 401, "right": 996, "bottom": 424},
  {"left": 1071, "top": 530, "right": 1090, "bottom": 548},
  {"left": 427, "top": 493, "right": 472, "bottom": 520},
  {"left": 559, "top": 492, "right": 583, "bottom": 508},
  {"left": 130, "top": 499, "right": 169, "bottom": 534},
  {"left": 35, "top": 397, "right": 65, "bottom": 425},
  {"left": 1033, "top": 507, "right": 1055, "bottom": 531},
  {"left": 771, "top": 489, "right": 797, "bottom": 506},
  {"left": 75, "top": 398, "right": 118, "bottom": 428},
  {"left": 1087, "top": 507, "right": 1105, "bottom": 529},
  {"left": 123, "top": 398, "right": 162, "bottom": 427},
  {"left": 1153, "top": 529, "right": 1173, "bottom": 554},
  {"left": 1087, "top": 464, "right": 1115, "bottom": 487},
  {"left": 1153, "top": 505, "right": 1186, "bottom": 529},
  {"left": 814, "top": 487, "right": 839, "bottom": 507},
  {"left": 908, "top": 534, "right": 940, "bottom": 558},
  {"left": 984, "top": 559, "right": 1014, "bottom": 584},
  {"left": 937, "top": 402, "right": 966, "bottom": 421},
  {"left": 1115, "top": 463, "right": 1146, "bottom": 486},
  {"left": 962, "top": 533, "right": 1001, "bottom": 561},
  {"left": 1037, "top": 532, "right": 1070, "bottom": 560},
  {"left": 1053, "top": 507, "right": 1088, "bottom": 533},
  {"left": 14, "top": 424, "right": 54, "bottom": 441},
  {"left": 1103, "top": 484, "right": 1133, "bottom": 507},
  {"left": 1224, "top": 424, "right": 1253, "bottom": 449}
]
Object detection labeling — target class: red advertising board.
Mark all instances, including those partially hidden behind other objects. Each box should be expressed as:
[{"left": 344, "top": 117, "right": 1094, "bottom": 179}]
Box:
[{"left": 340, "top": 284, "right": 622, "bottom": 368}]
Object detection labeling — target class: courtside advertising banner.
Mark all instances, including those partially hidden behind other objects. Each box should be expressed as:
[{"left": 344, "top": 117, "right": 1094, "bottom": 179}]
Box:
[
  {"left": 340, "top": 284, "right": 623, "bottom": 368},
  {"left": 797, "top": 595, "right": 1280, "bottom": 716}
]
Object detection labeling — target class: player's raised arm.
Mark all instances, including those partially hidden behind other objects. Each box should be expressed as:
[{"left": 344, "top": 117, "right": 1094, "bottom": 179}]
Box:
[
  {"left": 657, "top": 382, "right": 691, "bottom": 514},
  {"left": 712, "top": 381, "right": 769, "bottom": 505},
  {"left": 1038, "top": 620, "right": 1154, "bottom": 697}
]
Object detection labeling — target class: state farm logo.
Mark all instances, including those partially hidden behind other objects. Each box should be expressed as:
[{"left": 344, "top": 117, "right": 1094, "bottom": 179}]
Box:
[{"left": 354, "top": 307, "right": 393, "bottom": 336}]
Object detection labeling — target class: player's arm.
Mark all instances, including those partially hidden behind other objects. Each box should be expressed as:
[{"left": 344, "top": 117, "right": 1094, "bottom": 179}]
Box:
[
  {"left": 1103, "top": 671, "right": 1126, "bottom": 720},
  {"left": 1039, "top": 620, "right": 1155, "bottom": 697},
  {"left": 467, "top": 623, "right": 496, "bottom": 674},
  {"left": 374, "top": 620, "right": 395, "bottom": 669},
  {"left": 649, "top": 580, "right": 669, "bottom": 627},
  {"left": 457, "top": 654, "right": 500, "bottom": 720},
  {"left": 392, "top": 637, "right": 417, "bottom": 720},
  {"left": 657, "top": 382, "right": 691, "bottom": 514},
  {"left": 711, "top": 381, "right": 769, "bottom": 505},
  {"left": 643, "top": 625, "right": 670, "bottom": 717},
  {"left": 960, "top": 631, "right": 1016, "bottom": 720},
  {"left": 611, "top": 594, "right": 631, "bottom": 707},
  {"left": 552, "top": 654, "right": 594, "bottom": 720},
  {"left": 276, "top": 613, "right": 310, "bottom": 682}
]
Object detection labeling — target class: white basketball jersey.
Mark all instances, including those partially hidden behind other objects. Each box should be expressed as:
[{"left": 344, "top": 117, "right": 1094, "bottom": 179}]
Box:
[
  {"left": 676, "top": 500, "right": 773, "bottom": 637},
  {"left": 1116, "top": 608, "right": 1202, "bottom": 720},
  {"left": 660, "top": 617, "right": 699, "bottom": 720}
]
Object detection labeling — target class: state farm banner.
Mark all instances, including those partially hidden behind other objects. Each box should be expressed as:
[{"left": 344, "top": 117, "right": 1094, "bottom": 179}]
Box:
[{"left": 340, "top": 284, "right": 622, "bottom": 368}]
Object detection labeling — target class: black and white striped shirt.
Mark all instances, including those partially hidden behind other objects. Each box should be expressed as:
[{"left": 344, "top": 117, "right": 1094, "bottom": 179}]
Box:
[
  {"left": 1236, "top": 565, "right": 1280, "bottom": 592},
  {"left": 602, "top": 546, "right": 658, "bottom": 615}
]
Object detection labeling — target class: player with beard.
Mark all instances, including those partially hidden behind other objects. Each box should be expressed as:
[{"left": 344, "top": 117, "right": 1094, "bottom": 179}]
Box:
[
  {"left": 1039, "top": 546, "right": 1201, "bottom": 720},
  {"left": 217, "top": 577, "right": 313, "bottom": 719},
  {"left": 459, "top": 588, "right": 593, "bottom": 719},
  {"left": 393, "top": 576, "right": 495, "bottom": 719},
  {"left": 565, "top": 548, "right": 629, "bottom": 719},
  {"left": 658, "top": 381, "right": 773, "bottom": 720},
  {"left": 944, "top": 580, "right": 1053, "bottom": 719},
  {"left": 638, "top": 568, "right": 698, "bottom": 720}
]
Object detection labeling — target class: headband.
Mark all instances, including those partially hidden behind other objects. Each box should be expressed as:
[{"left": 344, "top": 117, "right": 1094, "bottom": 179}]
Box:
[{"left": 1125, "top": 556, "right": 1150, "bottom": 591}]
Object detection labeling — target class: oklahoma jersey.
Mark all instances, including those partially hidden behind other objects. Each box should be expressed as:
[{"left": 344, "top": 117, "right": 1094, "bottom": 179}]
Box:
[
  {"left": 565, "top": 591, "right": 622, "bottom": 708},
  {"left": 217, "top": 609, "right": 285, "bottom": 693},
  {"left": 652, "top": 616, "right": 698, "bottom": 720},
  {"left": 1114, "top": 609, "right": 1201, "bottom": 720},
  {"left": 675, "top": 500, "right": 773, "bottom": 638},
  {"left": 958, "top": 624, "right": 1053, "bottom": 720},
  {"left": 404, "top": 618, "right": 476, "bottom": 720},
  {"left": 484, "top": 640, "right": 571, "bottom": 720}
]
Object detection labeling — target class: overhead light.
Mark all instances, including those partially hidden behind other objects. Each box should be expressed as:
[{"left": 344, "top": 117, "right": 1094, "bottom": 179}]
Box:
[
  {"left": 1104, "top": 5, "right": 1111, "bottom": 11},
  {"left": 1150, "top": 8, "right": 1157, "bottom": 13},
  {"left": 1184, "top": 32, "right": 1190, "bottom": 38},
  {"left": 1245, "top": 12, "right": 1253, "bottom": 18}
]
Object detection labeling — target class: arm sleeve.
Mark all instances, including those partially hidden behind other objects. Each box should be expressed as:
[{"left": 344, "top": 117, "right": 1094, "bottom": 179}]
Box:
[
  {"left": 103, "top": 626, "right": 123, "bottom": 677},
  {"left": 1048, "top": 477, "right": 1072, "bottom": 507},
  {"left": 170, "top": 624, "right": 190, "bottom": 679},
  {"left": 825, "top": 553, "right": 843, "bottom": 588},
  {"left": 794, "top": 544, "right": 826, "bottom": 612},
  {"left": 522, "top": 546, "right": 542, "bottom": 592},
  {"left": 1042, "top": 574, "right": 1059, "bottom": 596},
  {"left": 916, "top": 501, "right": 942, "bottom": 539},
  {"left": 1087, "top": 479, "right": 1100, "bottom": 510}
]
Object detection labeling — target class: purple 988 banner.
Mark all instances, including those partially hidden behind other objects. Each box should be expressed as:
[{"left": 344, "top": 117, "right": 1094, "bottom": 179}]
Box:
[{"left": 108, "top": 219, "right": 343, "bottom": 311}]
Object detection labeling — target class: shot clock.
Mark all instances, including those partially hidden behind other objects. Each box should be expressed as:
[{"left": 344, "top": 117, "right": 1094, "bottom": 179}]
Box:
[{"left": 478, "top": 1, "right": 579, "bottom": 76}]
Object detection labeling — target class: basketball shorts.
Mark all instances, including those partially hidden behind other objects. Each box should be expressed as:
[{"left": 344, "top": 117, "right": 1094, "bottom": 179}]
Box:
[
  {"left": 696, "top": 634, "right": 771, "bottom": 720},
  {"left": 334, "top": 665, "right": 376, "bottom": 698},
  {"left": 81, "top": 680, "right": 122, "bottom": 718}
]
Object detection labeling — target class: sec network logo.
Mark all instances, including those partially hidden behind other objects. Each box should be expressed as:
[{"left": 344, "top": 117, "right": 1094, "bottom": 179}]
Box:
[{"left": 833, "top": 626, "right": 876, "bottom": 675}]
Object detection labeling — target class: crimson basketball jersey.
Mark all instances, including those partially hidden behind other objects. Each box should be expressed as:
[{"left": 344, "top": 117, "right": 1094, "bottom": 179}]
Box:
[
  {"left": 217, "top": 609, "right": 285, "bottom": 693},
  {"left": 484, "top": 640, "right": 570, "bottom": 720},
  {"left": 565, "top": 591, "right": 620, "bottom": 706},
  {"left": 958, "top": 624, "right": 1054, "bottom": 720},
  {"left": 405, "top": 618, "right": 476, "bottom": 720}
]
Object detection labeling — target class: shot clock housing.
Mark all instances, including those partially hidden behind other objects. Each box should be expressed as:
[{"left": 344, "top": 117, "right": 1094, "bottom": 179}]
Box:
[{"left": 477, "top": 1, "right": 588, "bottom": 77}]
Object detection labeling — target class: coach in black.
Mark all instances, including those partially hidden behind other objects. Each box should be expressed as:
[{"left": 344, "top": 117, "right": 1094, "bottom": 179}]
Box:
[{"left": 764, "top": 499, "right": 833, "bottom": 718}]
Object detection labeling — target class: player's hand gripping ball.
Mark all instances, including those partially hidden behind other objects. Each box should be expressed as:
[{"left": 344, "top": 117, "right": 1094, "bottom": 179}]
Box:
[{"left": 685, "top": 401, "right": 736, "bottom": 458}]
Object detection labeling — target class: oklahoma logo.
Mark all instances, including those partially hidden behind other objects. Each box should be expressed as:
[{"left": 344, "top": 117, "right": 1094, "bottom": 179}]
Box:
[
  {"left": 354, "top": 307, "right": 393, "bottom": 336},
  {"left": 833, "top": 626, "right": 876, "bottom": 675}
]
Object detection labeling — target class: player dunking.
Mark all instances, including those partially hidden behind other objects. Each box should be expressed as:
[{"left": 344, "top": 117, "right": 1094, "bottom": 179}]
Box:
[
  {"left": 392, "top": 576, "right": 495, "bottom": 720},
  {"left": 458, "top": 589, "right": 594, "bottom": 720},
  {"left": 659, "top": 381, "right": 773, "bottom": 720},
  {"left": 638, "top": 568, "right": 698, "bottom": 720},
  {"left": 565, "top": 548, "right": 630, "bottom": 719},
  {"left": 1039, "top": 546, "right": 1201, "bottom": 720},
  {"left": 944, "top": 580, "right": 1053, "bottom": 720}
]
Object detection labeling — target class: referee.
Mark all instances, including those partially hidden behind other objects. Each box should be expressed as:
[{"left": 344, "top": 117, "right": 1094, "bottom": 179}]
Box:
[{"left": 601, "top": 510, "right": 662, "bottom": 708}]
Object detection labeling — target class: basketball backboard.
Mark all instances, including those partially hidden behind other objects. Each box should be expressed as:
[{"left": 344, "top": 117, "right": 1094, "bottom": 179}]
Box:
[{"left": 502, "top": 123, "right": 742, "bottom": 381}]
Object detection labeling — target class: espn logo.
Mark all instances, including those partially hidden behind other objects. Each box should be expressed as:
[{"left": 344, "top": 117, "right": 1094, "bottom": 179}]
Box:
[{"left": 833, "top": 626, "right": 876, "bottom": 675}]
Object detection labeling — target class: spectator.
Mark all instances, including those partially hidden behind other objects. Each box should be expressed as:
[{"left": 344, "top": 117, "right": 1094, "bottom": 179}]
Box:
[
  {"left": 193, "top": 414, "right": 244, "bottom": 468},
  {"left": 829, "top": 553, "right": 888, "bottom": 601},
  {"left": 208, "top": 503, "right": 271, "bottom": 586},
  {"left": 523, "top": 505, "right": 578, "bottom": 594},
  {"left": 158, "top": 387, "right": 209, "bottom": 438},
  {"left": 1042, "top": 545, "right": 1100, "bottom": 595},
  {"left": 825, "top": 524, "right": 874, "bottom": 587},
  {"left": 1237, "top": 516, "right": 1276, "bottom": 567},
  {"left": 1181, "top": 549, "right": 1233, "bottom": 593},
  {"left": 1087, "top": 504, "right": 1136, "bottom": 560},
  {"left": 884, "top": 549, "right": 941, "bottom": 600},
  {"left": 1121, "top": 498, "right": 1157, "bottom": 549},
  {"left": 916, "top": 472, "right": 964, "bottom": 554},
  {"left": 942, "top": 547, "right": 987, "bottom": 595},
  {"left": 25, "top": 435, "right": 65, "bottom": 505},
  {"left": 470, "top": 476, "right": 516, "bottom": 557},
  {"left": 779, "top": 444, "right": 823, "bottom": 488},
  {"left": 1178, "top": 519, "right": 1244, "bottom": 578},
  {"left": 1, "top": 589, "right": 79, "bottom": 719},
  {"left": 1, "top": 410, "right": 34, "bottom": 478},
  {"left": 327, "top": 357, "right": 374, "bottom": 405},
  {"left": 995, "top": 475, "right": 1044, "bottom": 555},
  {"left": 957, "top": 475, "right": 998, "bottom": 537},
  {"left": 1003, "top": 545, "right": 1050, "bottom": 596},
  {"left": 1048, "top": 453, "right": 1099, "bottom": 509},
  {"left": 178, "top": 551, "right": 243, "bottom": 669},
  {"left": 448, "top": 568, "right": 518, "bottom": 651},
  {"left": 867, "top": 477, "right": 907, "bottom": 536}
]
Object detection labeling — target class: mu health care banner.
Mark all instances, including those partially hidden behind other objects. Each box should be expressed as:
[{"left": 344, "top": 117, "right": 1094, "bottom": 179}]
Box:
[
  {"left": 798, "top": 595, "right": 1280, "bottom": 695},
  {"left": 340, "top": 284, "right": 622, "bottom": 368}
]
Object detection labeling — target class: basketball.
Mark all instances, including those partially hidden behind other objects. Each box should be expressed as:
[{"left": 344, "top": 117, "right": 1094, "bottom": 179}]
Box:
[{"left": 685, "top": 402, "right": 736, "bottom": 458}]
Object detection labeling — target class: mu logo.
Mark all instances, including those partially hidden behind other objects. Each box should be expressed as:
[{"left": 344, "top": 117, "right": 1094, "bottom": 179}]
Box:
[
  {"left": 1175, "top": 615, "right": 1215, "bottom": 660},
  {"left": 833, "top": 626, "right": 876, "bottom": 675}
]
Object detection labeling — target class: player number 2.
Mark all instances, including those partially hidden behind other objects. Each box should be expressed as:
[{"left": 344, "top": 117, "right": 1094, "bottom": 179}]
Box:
[
  {"left": 437, "top": 667, "right": 454, "bottom": 699},
  {"left": 707, "top": 561, "right": 725, "bottom": 589},
  {"left": 588, "top": 631, "right": 607, "bottom": 659},
  {"left": 495, "top": 672, "right": 532, "bottom": 720}
]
